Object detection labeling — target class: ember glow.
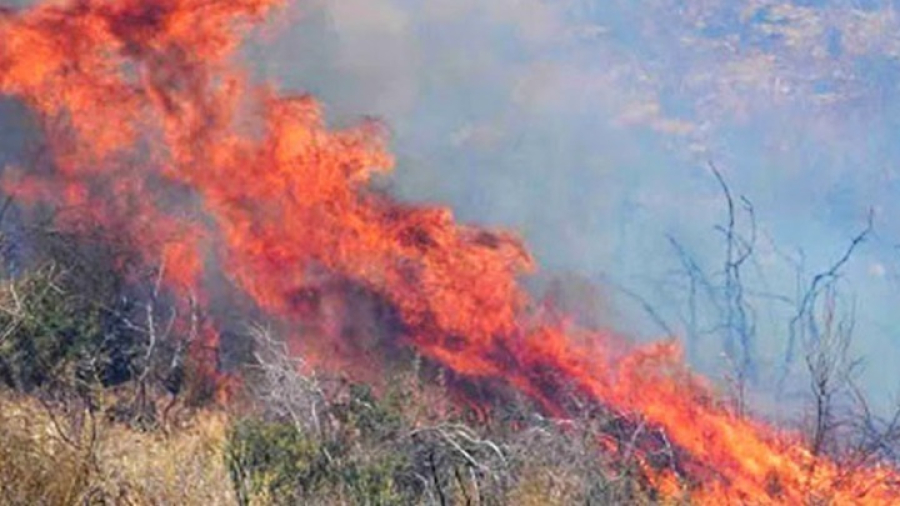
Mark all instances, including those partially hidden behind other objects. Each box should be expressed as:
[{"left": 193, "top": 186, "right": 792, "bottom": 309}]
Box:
[{"left": 0, "top": 0, "right": 897, "bottom": 503}]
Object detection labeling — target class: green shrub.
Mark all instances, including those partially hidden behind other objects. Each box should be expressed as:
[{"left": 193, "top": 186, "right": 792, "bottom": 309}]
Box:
[
  {"left": 226, "top": 418, "right": 321, "bottom": 504},
  {"left": 0, "top": 263, "right": 113, "bottom": 392},
  {"left": 225, "top": 416, "right": 408, "bottom": 505}
]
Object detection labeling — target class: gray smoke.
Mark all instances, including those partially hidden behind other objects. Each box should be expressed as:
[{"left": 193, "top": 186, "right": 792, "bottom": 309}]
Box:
[
  {"left": 3, "top": 0, "right": 900, "bottom": 416},
  {"left": 248, "top": 0, "right": 900, "bottom": 415}
]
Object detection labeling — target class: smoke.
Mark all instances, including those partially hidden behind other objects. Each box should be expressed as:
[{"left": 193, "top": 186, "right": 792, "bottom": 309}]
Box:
[{"left": 244, "top": 0, "right": 900, "bottom": 414}]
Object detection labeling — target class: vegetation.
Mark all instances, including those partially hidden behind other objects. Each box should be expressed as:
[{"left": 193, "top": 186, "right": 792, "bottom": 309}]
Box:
[
  {"left": 0, "top": 221, "right": 662, "bottom": 505},
  {"left": 0, "top": 391, "right": 233, "bottom": 505},
  {"left": 0, "top": 192, "right": 896, "bottom": 505}
]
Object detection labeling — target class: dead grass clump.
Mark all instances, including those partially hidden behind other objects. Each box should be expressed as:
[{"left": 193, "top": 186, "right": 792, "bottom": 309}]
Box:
[{"left": 0, "top": 392, "right": 235, "bottom": 505}]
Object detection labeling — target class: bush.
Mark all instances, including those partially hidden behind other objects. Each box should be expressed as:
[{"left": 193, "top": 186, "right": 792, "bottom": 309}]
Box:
[
  {"left": 227, "top": 419, "right": 322, "bottom": 504},
  {"left": 235, "top": 329, "right": 666, "bottom": 505},
  {"left": 0, "top": 263, "right": 114, "bottom": 392},
  {"left": 225, "top": 387, "right": 411, "bottom": 505},
  {"left": 0, "top": 223, "right": 230, "bottom": 431}
]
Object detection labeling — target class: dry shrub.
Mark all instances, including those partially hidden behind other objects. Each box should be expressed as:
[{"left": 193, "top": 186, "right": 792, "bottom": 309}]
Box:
[
  {"left": 0, "top": 391, "right": 235, "bottom": 505},
  {"left": 0, "top": 393, "right": 94, "bottom": 505}
]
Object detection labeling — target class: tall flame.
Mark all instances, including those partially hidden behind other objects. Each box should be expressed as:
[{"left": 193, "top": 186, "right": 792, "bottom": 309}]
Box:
[{"left": 0, "top": 1, "right": 897, "bottom": 503}]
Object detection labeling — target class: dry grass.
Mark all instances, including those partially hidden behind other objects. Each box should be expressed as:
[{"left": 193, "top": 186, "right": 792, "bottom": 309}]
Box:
[
  {"left": 0, "top": 382, "right": 669, "bottom": 506},
  {"left": 0, "top": 392, "right": 235, "bottom": 505}
]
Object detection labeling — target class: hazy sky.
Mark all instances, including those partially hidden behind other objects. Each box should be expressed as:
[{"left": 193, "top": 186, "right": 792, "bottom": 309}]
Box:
[{"left": 249, "top": 0, "right": 900, "bottom": 414}]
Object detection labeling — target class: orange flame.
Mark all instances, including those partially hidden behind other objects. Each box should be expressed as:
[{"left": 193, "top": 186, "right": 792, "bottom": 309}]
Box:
[{"left": 0, "top": 1, "right": 898, "bottom": 503}]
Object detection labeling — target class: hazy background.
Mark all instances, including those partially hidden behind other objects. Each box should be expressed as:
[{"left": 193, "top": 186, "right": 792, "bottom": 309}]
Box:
[
  {"left": 249, "top": 0, "right": 900, "bottom": 415},
  {"left": 3, "top": 0, "right": 900, "bottom": 416}
]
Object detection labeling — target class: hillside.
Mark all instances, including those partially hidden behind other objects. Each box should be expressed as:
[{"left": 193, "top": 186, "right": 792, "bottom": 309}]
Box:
[{"left": 1, "top": 1, "right": 899, "bottom": 504}]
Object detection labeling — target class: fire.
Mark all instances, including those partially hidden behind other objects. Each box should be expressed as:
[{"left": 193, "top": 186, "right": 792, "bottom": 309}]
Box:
[{"left": 0, "top": 0, "right": 897, "bottom": 503}]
